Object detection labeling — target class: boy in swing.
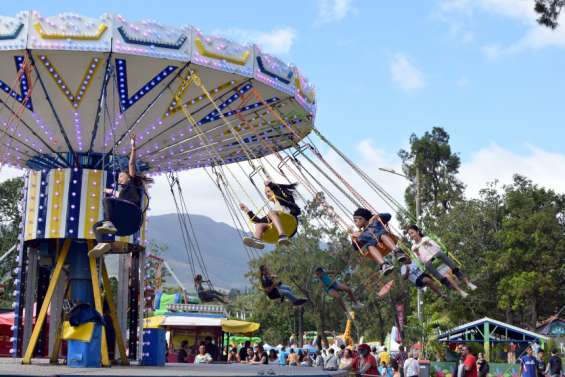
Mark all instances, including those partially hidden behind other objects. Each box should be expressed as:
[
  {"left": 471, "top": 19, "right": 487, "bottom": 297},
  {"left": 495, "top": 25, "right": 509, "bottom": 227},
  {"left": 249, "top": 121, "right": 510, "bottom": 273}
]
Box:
[
  {"left": 350, "top": 208, "right": 407, "bottom": 276},
  {"left": 407, "top": 224, "right": 476, "bottom": 298},
  {"left": 89, "top": 133, "right": 152, "bottom": 258},
  {"left": 239, "top": 181, "right": 300, "bottom": 249},
  {"left": 315, "top": 267, "right": 362, "bottom": 319}
]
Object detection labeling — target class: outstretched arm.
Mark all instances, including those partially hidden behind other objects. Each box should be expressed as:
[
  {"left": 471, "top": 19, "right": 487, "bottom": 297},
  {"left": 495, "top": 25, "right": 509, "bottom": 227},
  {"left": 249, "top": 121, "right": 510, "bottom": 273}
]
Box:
[{"left": 129, "top": 133, "right": 137, "bottom": 178}]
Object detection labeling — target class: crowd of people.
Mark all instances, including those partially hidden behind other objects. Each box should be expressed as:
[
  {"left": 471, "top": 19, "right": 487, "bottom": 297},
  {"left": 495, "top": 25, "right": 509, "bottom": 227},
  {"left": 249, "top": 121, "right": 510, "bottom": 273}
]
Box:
[{"left": 172, "top": 339, "right": 562, "bottom": 377}]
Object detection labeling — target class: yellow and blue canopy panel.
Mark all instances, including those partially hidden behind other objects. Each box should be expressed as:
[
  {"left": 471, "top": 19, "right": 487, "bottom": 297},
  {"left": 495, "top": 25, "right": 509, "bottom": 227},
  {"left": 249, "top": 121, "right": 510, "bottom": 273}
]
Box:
[
  {"left": 0, "top": 11, "right": 315, "bottom": 173},
  {"left": 23, "top": 167, "right": 146, "bottom": 243}
]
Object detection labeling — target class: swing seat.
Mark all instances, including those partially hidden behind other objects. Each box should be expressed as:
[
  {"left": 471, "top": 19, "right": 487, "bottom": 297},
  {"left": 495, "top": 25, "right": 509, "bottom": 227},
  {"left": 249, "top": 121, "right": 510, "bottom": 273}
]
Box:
[
  {"left": 357, "top": 233, "right": 398, "bottom": 257},
  {"left": 259, "top": 212, "right": 298, "bottom": 244},
  {"left": 108, "top": 198, "right": 144, "bottom": 237}
]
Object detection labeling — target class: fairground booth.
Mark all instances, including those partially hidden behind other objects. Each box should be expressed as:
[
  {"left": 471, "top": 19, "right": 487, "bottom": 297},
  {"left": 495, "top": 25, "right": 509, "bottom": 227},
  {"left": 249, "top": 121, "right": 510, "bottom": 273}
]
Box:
[{"left": 143, "top": 303, "right": 259, "bottom": 365}]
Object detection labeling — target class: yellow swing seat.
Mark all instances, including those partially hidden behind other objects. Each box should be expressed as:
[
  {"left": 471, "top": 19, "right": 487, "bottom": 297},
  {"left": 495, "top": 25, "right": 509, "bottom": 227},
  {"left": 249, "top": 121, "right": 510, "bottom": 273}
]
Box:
[{"left": 259, "top": 212, "right": 298, "bottom": 244}]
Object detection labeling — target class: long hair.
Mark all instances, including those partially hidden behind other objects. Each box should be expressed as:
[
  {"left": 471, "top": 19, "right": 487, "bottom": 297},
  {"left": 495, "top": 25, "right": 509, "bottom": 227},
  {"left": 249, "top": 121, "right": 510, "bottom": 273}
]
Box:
[{"left": 267, "top": 182, "right": 298, "bottom": 204}]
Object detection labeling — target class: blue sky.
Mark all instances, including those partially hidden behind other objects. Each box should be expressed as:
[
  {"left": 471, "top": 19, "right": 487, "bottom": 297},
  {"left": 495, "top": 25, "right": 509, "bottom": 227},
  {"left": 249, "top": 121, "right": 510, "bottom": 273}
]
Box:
[{"left": 2, "top": 0, "right": 564, "bottom": 218}]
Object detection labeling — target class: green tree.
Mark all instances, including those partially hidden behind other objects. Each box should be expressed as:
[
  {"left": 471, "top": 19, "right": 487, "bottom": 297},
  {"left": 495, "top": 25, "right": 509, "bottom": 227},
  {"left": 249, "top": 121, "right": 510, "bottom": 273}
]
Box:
[
  {"left": 398, "top": 127, "right": 465, "bottom": 225},
  {"left": 535, "top": 0, "right": 565, "bottom": 29},
  {"left": 494, "top": 175, "right": 565, "bottom": 328},
  {"left": 0, "top": 177, "right": 24, "bottom": 308},
  {"left": 430, "top": 176, "right": 564, "bottom": 329}
]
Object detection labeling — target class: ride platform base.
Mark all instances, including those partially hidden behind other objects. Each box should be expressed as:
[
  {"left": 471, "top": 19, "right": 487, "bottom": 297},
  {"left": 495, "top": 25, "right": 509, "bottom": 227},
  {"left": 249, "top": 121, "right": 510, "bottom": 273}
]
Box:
[{"left": 0, "top": 359, "right": 347, "bottom": 377}]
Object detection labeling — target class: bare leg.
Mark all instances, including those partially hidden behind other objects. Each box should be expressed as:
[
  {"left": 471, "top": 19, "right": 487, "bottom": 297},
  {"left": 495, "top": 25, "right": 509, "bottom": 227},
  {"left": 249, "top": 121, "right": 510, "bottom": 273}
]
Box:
[
  {"left": 380, "top": 234, "right": 397, "bottom": 251},
  {"left": 267, "top": 210, "right": 286, "bottom": 236},
  {"left": 367, "top": 245, "right": 385, "bottom": 265},
  {"left": 421, "top": 277, "right": 444, "bottom": 297},
  {"left": 444, "top": 273, "right": 468, "bottom": 297},
  {"left": 335, "top": 282, "right": 357, "bottom": 304},
  {"left": 254, "top": 223, "right": 270, "bottom": 239},
  {"left": 328, "top": 289, "right": 348, "bottom": 313}
]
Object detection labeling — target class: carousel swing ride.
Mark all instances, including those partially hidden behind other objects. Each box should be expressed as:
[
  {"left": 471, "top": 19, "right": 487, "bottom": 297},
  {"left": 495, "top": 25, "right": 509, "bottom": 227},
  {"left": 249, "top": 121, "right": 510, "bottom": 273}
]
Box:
[{"left": 0, "top": 10, "right": 411, "bottom": 368}]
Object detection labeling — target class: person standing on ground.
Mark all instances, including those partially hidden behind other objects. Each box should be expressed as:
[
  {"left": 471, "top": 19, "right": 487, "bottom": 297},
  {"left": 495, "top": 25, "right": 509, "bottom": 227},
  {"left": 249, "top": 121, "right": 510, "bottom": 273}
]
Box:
[
  {"left": 537, "top": 350, "right": 546, "bottom": 377},
  {"left": 508, "top": 342, "right": 517, "bottom": 364},
  {"left": 396, "top": 345, "right": 409, "bottom": 377},
  {"left": 324, "top": 348, "right": 339, "bottom": 371},
  {"left": 404, "top": 352, "right": 420, "bottom": 377},
  {"left": 239, "top": 340, "right": 251, "bottom": 362},
  {"left": 278, "top": 346, "right": 289, "bottom": 366},
  {"left": 177, "top": 340, "right": 189, "bottom": 363},
  {"left": 339, "top": 348, "right": 354, "bottom": 371},
  {"left": 380, "top": 347, "right": 391, "bottom": 366},
  {"left": 194, "top": 345, "right": 213, "bottom": 364},
  {"left": 462, "top": 345, "right": 478, "bottom": 377},
  {"left": 353, "top": 344, "right": 379, "bottom": 376},
  {"left": 519, "top": 346, "right": 539, "bottom": 377},
  {"left": 477, "top": 353, "right": 490, "bottom": 377},
  {"left": 546, "top": 349, "right": 562, "bottom": 377}
]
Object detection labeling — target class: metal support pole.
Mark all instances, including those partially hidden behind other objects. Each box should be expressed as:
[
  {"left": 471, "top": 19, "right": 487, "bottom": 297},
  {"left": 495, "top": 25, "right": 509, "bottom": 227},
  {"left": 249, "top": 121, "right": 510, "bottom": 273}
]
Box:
[
  {"left": 137, "top": 249, "right": 146, "bottom": 362},
  {"left": 48, "top": 268, "right": 67, "bottom": 359},
  {"left": 117, "top": 254, "right": 129, "bottom": 357},
  {"left": 484, "top": 321, "right": 490, "bottom": 361},
  {"left": 22, "top": 248, "right": 38, "bottom": 354}
]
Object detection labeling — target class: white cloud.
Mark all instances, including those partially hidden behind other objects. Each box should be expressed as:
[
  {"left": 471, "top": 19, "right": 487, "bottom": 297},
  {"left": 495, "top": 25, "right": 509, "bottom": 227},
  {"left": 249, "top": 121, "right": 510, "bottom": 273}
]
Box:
[
  {"left": 215, "top": 27, "right": 296, "bottom": 55},
  {"left": 459, "top": 144, "right": 565, "bottom": 197},
  {"left": 316, "top": 0, "right": 355, "bottom": 25},
  {"left": 389, "top": 53, "right": 426, "bottom": 93},
  {"left": 438, "top": 0, "right": 565, "bottom": 58}
]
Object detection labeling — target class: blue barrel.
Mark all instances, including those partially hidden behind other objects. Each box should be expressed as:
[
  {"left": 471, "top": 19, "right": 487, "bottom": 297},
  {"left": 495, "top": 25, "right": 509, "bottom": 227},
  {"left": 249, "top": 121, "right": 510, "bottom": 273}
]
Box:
[
  {"left": 67, "top": 324, "right": 102, "bottom": 368},
  {"left": 141, "top": 328, "right": 167, "bottom": 366}
]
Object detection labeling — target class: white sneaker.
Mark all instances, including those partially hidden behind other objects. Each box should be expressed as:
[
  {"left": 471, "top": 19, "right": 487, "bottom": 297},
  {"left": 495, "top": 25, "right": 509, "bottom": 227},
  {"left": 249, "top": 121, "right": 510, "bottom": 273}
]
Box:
[
  {"left": 96, "top": 221, "right": 117, "bottom": 235},
  {"left": 242, "top": 237, "right": 265, "bottom": 250},
  {"left": 459, "top": 290, "right": 469, "bottom": 298},
  {"left": 467, "top": 282, "right": 478, "bottom": 291},
  {"left": 88, "top": 243, "right": 111, "bottom": 258}
]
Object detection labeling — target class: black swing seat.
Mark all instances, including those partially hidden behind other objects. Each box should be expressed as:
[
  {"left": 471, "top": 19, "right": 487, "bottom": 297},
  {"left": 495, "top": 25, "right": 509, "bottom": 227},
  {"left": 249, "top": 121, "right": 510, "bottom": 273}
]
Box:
[{"left": 107, "top": 198, "right": 144, "bottom": 237}]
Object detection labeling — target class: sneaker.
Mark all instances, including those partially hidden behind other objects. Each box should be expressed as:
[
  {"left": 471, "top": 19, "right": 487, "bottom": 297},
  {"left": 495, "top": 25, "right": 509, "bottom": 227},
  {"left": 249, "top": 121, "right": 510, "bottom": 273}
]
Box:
[
  {"left": 393, "top": 248, "right": 408, "bottom": 263},
  {"left": 293, "top": 298, "right": 307, "bottom": 306},
  {"left": 352, "top": 302, "right": 364, "bottom": 310},
  {"left": 88, "top": 243, "right": 111, "bottom": 258},
  {"left": 466, "top": 282, "right": 478, "bottom": 291},
  {"left": 459, "top": 290, "right": 469, "bottom": 298},
  {"left": 380, "top": 262, "right": 394, "bottom": 276},
  {"left": 243, "top": 237, "right": 265, "bottom": 250},
  {"left": 96, "top": 221, "right": 117, "bottom": 235},
  {"left": 277, "top": 234, "right": 290, "bottom": 246}
]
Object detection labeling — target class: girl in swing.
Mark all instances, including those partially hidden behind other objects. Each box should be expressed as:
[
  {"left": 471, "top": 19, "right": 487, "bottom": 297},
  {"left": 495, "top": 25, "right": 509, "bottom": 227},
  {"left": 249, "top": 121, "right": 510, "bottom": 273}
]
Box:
[
  {"left": 407, "top": 225, "right": 477, "bottom": 298},
  {"left": 350, "top": 208, "right": 407, "bottom": 276},
  {"left": 239, "top": 181, "right": 300, "bottom": 249},
  {"left": 314, "top": 267, "right": 362, "bottom": 319},
  {"left": 194, "top": 274, "right": 228, "bottom": 304},
  {"left": 89, "top": 133, "right": 152, "bottom": 258}
]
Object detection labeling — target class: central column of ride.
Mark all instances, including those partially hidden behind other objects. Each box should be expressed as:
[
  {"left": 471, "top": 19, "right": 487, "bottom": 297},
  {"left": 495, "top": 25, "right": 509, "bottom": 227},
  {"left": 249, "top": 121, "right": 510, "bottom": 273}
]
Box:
[{"left": 17, "top": 167, "right": 146, "bottom": 367}]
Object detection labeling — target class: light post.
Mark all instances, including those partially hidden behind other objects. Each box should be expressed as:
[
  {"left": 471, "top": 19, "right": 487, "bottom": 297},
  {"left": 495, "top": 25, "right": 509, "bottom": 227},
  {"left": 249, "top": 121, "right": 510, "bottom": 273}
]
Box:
[{"left": 378, "top": 167, "right": 424, "bottom": 323}]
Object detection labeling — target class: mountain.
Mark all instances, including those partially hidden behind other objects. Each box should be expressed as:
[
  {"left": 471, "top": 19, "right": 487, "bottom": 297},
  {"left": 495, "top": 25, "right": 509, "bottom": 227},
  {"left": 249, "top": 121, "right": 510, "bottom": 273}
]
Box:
[
  {"left": 104, "top": 213, "right": 258, "bottom": 291},
  {"left": 147, "top": 213, "right": 253, "bottom": 291}
]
